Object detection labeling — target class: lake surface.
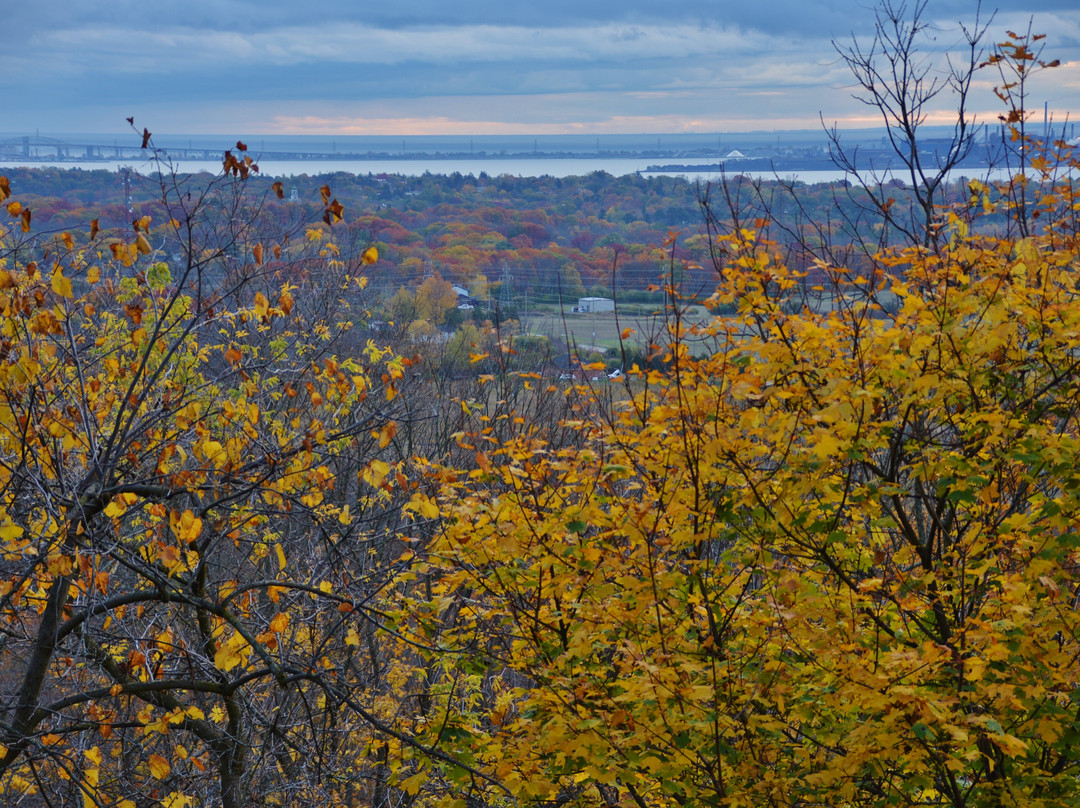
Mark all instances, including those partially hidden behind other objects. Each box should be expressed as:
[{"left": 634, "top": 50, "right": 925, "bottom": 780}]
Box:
[
  {"left": 0, "top": 155, "right": 723, "bottom": 179},
  {"left": 0, "top": 155, "right": 1045, "bottom": 185},
  {"left": 0, "top": 155, "right": 774, "bottom": 179}
]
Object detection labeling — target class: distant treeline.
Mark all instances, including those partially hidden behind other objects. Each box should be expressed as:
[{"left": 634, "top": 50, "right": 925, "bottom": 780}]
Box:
[{"left": 5, "top": 166, "right": 992, "bottom": 302}]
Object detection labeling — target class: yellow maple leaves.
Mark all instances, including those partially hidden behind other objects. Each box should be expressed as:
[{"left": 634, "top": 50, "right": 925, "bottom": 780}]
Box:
[{"left": 406, "top": 166, "right": 1080, "bottom": 807}]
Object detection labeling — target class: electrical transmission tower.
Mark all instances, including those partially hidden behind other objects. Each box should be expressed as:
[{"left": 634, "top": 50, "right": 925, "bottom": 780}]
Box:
[{"left": 499, "top": 261, "right": 513, "bottom": 310}]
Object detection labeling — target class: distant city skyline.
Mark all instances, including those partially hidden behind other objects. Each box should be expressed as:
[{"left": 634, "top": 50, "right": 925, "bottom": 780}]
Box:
[{"left": 5, "top": 1, "right": 1079, "bottom": 137}]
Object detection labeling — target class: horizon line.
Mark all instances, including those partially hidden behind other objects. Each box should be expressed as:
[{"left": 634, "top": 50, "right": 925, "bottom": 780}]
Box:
[{"left": 0, "top": 126, "right": 918, "bottom": 140}]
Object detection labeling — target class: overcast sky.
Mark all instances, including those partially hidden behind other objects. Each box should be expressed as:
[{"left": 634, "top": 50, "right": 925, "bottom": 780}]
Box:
[{"left": 4, "top": 1, "right": 1078, "bottom": 137}]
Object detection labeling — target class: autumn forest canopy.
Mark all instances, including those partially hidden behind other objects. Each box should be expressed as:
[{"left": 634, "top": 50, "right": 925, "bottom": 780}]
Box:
[{"left": 3, "top": 10, "right": 1080, "bottom": 808}]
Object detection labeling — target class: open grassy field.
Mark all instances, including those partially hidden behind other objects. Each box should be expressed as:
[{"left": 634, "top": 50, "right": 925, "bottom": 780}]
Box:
[{"left": 524, "top": 306, "right": 716, "bottom": 355}]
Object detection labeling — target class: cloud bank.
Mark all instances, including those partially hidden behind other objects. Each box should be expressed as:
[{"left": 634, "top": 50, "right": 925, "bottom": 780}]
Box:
[{"left": 4, "top": 1, "right": 1078, "bottom": 135}]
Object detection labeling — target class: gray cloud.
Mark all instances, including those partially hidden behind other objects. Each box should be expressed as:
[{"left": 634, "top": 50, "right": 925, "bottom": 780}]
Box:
[
  {"left": 26, "top": 22, "right": 773, "bottom": 74},
  {"left": 4, "top": 1, "right": 1078, "bottom": 135}
]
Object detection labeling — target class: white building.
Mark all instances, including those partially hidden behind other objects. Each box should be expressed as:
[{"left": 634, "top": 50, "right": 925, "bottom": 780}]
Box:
[{"left": 576, "top": 297, "right": 615, "bottom": 313}]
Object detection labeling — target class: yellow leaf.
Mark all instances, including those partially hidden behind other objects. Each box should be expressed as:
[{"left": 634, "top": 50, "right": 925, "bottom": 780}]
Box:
[
  {"left": 51, "top": 272, "right": 73, "bottom": 298},
  {"left": 269, "top": 612, "right": 290, "bottom": 634},
  {"left": 417, "top": 496, "right": 439, "bottom": 520},
  {"left": 162, "top": 792, "right": 192, "bottom": 808},
  {"left": 171, "top": 510, "right": 203, "bottom": 543},
  {"left": 378, "top": 420, "right": 398, "bottom": 449},
  {"left": 346, "top": 627, "right": 360, "bottom": 647},
  {"left": 214, "top": 635, "right": 247, "bottom": 672},
  {"left": 254, "top": 291, "right": 270, "bottom": 320},
  {"left": 362, "top": 459, "right": 391, "bottom": 488},
  {"left": 200, "top": 440, "right": 225, "bottom": 468},
  {"left": 82, "top": 777, "right": 99, "bottom": 808},
  {"left": 148, "top": 753, "right": 171, "bottom": 780},
  {"left": 812, "top": 431, "right": 842, "bottom": 461},
  {"left": 84, "top": 747, "right": 103, "bottom": 766},
  {"left": 988, "top": 733, "right": 1029, "bottom": 757},
  {"left": 362, "top": 246, "right": 378, "bottom": 265},
  {"left": 399, "top": 772, "right": 426, "bottom": 796}
]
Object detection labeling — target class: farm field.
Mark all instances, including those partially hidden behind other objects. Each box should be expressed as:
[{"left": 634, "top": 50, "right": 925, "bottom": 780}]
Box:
[{"left": 525, "top": 306, "right": 716, "bottom": 354}]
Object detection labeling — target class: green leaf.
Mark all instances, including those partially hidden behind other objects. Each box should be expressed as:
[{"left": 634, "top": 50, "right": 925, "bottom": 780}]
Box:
[{"left": 147, "top": 261, "right": 171, "bottom": 291}]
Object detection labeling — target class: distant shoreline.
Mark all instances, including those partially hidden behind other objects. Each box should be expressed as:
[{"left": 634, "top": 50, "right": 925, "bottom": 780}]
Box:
[
  {"left": 5, "top": 149, "right": 725, "bottom": 164},
  {"left": 645, "top": 158, "right": 1004, "bottom": 174}
]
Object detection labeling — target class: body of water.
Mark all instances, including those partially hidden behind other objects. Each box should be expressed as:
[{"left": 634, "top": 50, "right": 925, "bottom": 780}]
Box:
[
  {"left": 0, "top": 155, "right": 1046, "bottom": 185},
  {"left": 0, "top": 155, "right": 723, "bottom": 179}
]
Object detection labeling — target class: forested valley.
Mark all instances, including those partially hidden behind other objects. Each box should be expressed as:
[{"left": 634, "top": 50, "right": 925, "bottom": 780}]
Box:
[{"left": 2, "top": 163, "right": 893, "bottom": 302}]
